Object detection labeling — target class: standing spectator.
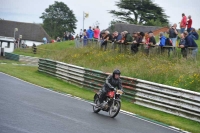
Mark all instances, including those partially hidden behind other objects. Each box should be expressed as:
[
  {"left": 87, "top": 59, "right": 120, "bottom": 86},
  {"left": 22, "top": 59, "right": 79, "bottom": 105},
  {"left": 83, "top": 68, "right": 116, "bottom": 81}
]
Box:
[
  {"left": 65, "top": 32, "right": 69, "bottom": 41},
  {"left": 131, "top": 32, "right": 145, "bottom": 53},
  {"left": 63, "top": 32, "right": 66, "bottom": 41},
  {"left": 187, "top": 15, "right": 192, "bottom": 33},
  {"left": 168, "top": 24, "right": 178, "bottom": 48},
  {"left": 189, "top": 28, "right": 199, "bottom": 40},
  {"left": 180, "top": 13, "right": 187, "bottom": 33},
  {"left": 93, "top": 26, "right": 100, "bottom": 40},
  {"left": 68, "top": 33, "right": 72, "bottom": 40},
  {"left": 148, "top": 31, "right": 156, "bottom": 46},
  {"left": 178, "top": 33, "right": 187, "bottom": 58},
  {"left": 80, "top": 29, "right": 83, "bottom": 39},
  {"left": 183, "top": 31, "right": 198, "bottom": 58},
  {"left": 114, "top": 31, "right": 122, "bottom": 42},
  {"left": 14, "top": 38, "right": 19, "bottom": 49},
  {"left": 123, "top": 31, "right": 133, "bottom": 44},
  {"left": 43, "top": 37, "right": 47, "bottom": 44},
  {"left": 87, "top": 26, "right": 94, "bottom": 39},
  {"left": 159, "top": 32, "right": 166, "bottom": 47},
  {"left": 101, "top": 31, "right": 110, "bottom": 50},
  {"left": 83, "top": 29, "right": 88, "bottom": 46},
  {"left": 56, "top": 37, "right": 61, "bottom": 42}
]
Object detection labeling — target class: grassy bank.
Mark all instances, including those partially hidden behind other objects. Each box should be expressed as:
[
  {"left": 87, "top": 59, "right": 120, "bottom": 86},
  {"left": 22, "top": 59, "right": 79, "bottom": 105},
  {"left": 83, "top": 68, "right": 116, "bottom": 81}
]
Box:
[
  {"left": 0, "top": 59, "right": 199, "bottom": 133},
  {"left": 14, "top": 39, "right": 200, "bottom": 92}
]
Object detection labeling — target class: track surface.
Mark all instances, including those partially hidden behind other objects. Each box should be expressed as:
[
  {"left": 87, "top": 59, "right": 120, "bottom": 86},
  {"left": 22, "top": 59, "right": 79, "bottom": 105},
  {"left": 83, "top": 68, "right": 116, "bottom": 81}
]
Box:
[{"left": 0, "top": 73, "right": 182, "bottom": 133}]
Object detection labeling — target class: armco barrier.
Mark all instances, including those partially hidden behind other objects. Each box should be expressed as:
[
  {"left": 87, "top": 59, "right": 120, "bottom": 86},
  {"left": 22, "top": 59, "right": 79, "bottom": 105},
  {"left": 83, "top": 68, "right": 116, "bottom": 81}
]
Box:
[
  {"left": 5, "top": 52, "right": 19, "bottom": 61},
  {"left": 5, "top": 53, "right": 39, "bottom": 65},
  {"left": 38, "top": 58, "right": 200, "bottom": 122}
]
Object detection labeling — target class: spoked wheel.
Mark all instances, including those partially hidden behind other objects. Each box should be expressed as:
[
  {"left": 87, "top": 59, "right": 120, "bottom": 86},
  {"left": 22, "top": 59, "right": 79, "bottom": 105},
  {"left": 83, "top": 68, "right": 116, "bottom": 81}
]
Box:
[
  {"left": 109, "top": 101, "right": 121, "bottom": 118},
  {"left": 93, "top": 98, "right": 101, "bottom": 113}
]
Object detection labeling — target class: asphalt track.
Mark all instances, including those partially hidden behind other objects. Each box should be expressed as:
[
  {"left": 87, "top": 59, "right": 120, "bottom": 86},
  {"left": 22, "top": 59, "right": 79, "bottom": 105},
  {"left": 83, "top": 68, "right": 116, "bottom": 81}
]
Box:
[{"left": 0, "top": 72, "right": 184, "bottom": 133}]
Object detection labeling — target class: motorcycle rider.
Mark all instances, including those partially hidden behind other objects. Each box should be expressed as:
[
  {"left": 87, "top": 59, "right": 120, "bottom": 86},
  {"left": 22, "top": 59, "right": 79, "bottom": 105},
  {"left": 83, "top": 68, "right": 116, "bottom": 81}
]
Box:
[{"left": 98, "top": 69, "right": 123, "bottom": 107}]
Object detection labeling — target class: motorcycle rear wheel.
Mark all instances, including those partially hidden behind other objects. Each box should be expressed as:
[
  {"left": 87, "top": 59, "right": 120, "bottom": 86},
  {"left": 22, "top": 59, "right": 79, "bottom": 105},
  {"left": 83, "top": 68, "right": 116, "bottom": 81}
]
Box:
[
  {"left": 93, "top": 98, "right": 101, "bottom": 113},
  {"left": 109, "top": 101, "right": 121, "bottom": 118}
]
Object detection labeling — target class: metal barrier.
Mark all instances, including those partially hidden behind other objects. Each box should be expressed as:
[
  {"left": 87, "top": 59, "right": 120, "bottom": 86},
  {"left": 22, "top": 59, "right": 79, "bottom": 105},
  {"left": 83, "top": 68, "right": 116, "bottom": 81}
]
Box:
[
  {"left": 38, "top": 58, "right": 200, "bottom": 122},
  {"left": 5, "top": 52, "right": 39, "bottom": 65}
]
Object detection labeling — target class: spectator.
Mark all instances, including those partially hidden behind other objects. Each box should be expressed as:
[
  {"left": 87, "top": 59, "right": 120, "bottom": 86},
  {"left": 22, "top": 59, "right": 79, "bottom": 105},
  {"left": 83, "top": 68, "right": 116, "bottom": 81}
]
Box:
[
  {"left": 183, "top": 31, "right": 198, "bottom": 58},
  {"left": 159, "top": 32, "right": 166, "bottom": 47},
  {"left": 75, "top": 34, "right": 79, "bottom": 39},
  {"left": 187, "top": 15, "right": 192, "bottom": 33},
  {"left": 43, "top": 37, "right": 47, "bottom": 44},
  {"left": 119, "top": 32, "right": 125, "bottom": 43},
  {"left": 63, "top": 32, "right": 66, "bottom": 41},
  {"left": 123, "top": 31, "right": 133, "bottom": 44},
  {"left": 180, "top": 13, "right": 187, "bottom": 33},
  {"left": 168, "top": 24, "right": 178, "bottom": 48},
  {"left": 144, "top": 33, "right": 150, "bottom": 54},
  {"left": 87, "top": 26, "right": 94, "bottom": 39},
  {"left": 189, "top": 28, "right": 199, "bottom": 40},
  {"left": 68, "top": 33, "right": 72, "bottom": 40},
  {"left": 83, "top": 29, "right": 88, "bottom": 46},
  {"left": 101, "top": 30, "right": 110, "bottom": 50},
  {"left": 65, "top": 32, "right": 69, "bottom": 41},
  {"left": 80, "top": 29, "right": 83, "bottom": 39},
  {"left": 178, "top": 33, "right": 187, "bottom": 58},
  {"left": 93, "top": 26, "right": 100, "bottom": 40},
  {"left": 14, "top": 38, "right": 19, "bottom": 49},
  {"left": 114, "top": 31, "right": 122, "bottom": 42},
  {"left": 131, "top": 32, "right": 145, "bottom": 53},
  {"left": 148, "top": 31, "right": 156, "bottom": 46},
  {"left": 56, "top": 37, "right": 61, "bottom": 42}
]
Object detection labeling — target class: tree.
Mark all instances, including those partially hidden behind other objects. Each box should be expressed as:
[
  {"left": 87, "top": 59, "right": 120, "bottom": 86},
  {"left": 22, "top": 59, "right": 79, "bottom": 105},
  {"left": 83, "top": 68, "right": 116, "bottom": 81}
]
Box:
[
  {"left": 40, "top": 1, "right": 77, "bottom": 38},
  {"left": 109, "top": 0, "right": 169, "bottom": 26}
]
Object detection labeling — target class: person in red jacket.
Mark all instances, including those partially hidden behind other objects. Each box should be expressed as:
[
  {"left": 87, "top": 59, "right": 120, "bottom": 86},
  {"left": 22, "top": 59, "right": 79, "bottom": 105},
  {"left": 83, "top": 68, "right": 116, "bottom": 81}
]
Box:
[
  {"left": 187, "top": 15, "right": 193, "bottom": 33},
  {"left": 180, "top": 13, "right": 187, "bottom": 33}
]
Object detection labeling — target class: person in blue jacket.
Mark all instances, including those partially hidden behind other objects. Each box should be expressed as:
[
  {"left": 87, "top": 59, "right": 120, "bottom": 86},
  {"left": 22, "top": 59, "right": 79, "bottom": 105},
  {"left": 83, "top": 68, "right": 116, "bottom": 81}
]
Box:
[
  {"left": 182, "top": 31, "right": 198, "bottom": 58},
  {"left": 189, "top": 28, "right": 199, "bottom": 40},
  {"left": 159, "top": 32, "right": 166, "bottom": 47},
  {"left": 87, "top": 26, "right": 94, "bottom": 39}
]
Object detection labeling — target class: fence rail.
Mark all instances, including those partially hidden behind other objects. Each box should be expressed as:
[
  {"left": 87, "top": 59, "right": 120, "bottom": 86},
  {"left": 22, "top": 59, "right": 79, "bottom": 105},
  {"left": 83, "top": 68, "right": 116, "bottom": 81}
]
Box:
[{"left": 38, "top": 58, "right": 200, "bottom": 122}]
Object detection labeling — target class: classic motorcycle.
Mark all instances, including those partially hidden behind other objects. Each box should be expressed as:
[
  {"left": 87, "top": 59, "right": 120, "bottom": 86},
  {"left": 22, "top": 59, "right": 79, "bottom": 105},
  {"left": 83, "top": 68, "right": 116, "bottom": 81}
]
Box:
[{"left": 92, "top": 89, "right": 123, "bottom": 118}]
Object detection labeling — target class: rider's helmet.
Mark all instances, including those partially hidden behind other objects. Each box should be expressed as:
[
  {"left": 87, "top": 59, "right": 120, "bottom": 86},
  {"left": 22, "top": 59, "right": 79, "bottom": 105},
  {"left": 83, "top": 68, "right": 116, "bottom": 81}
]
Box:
[{"left": 113, "top": 69, "right": 121, "bottom": 78}]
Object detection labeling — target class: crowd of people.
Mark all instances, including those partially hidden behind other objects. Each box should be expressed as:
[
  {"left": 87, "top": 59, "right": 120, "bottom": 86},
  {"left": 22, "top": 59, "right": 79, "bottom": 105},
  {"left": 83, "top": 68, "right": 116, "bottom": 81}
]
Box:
[{"left": 75, "top": 13, "right": 199, "bottom": 58}]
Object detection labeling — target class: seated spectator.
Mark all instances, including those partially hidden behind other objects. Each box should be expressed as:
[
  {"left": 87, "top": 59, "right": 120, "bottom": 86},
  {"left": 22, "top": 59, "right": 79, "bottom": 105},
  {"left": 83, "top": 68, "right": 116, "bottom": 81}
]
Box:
[
  {"left": 101, "top": 30, "right": 110, "bottom": 50},
  {"left": 148, "top": 31, "right": 156, "bottom": 46},
  {"left": 178, "top": 33, "right": 187, "bottom": 58},
  {"left": 159, "top": 32, "right": 166, "bottom": 47},
  {"left": 183, "top": 31, "right": 198, "bottom": 58},
  {"left": 189, "top": 28, "right": 199, "bottom": 40}
]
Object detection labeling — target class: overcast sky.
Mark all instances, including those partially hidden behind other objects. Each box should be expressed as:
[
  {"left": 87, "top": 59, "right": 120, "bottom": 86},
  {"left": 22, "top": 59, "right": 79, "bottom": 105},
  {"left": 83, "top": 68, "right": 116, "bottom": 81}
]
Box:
[{"left": 1, "top": 0, "right": 200, "bottom": 35}]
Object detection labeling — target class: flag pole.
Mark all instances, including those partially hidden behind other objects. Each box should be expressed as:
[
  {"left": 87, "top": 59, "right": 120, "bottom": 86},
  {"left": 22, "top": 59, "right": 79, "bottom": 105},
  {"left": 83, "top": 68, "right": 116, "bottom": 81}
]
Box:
[{"left": 83, "top": 11, "right": 84, "bottom": 30}]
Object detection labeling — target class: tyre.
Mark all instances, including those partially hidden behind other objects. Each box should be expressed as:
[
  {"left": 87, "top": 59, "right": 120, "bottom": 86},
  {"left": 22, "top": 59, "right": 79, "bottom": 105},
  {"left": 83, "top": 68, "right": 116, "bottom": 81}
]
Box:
[
  {"left": 109, "top": 101, "right": 121, "bottom": 118},
  {"left": 93, "top": 98, "right": 101, "bottom": 113}
]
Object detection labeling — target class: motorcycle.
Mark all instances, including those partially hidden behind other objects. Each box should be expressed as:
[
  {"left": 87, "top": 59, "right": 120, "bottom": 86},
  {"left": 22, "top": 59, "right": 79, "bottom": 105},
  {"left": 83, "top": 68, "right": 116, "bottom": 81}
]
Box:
[{"left": 92, "top": 89, "right": 123, "bottom": 118}]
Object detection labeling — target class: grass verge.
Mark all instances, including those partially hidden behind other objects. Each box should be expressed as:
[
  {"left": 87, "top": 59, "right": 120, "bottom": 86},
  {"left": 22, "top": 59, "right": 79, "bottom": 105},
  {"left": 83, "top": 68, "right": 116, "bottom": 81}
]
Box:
[
  {"left": 13, "top": 32, "right": 200, "bottom": 92},
  {"left": 0, "top": 59, "right": 199, "bottom": 133}
]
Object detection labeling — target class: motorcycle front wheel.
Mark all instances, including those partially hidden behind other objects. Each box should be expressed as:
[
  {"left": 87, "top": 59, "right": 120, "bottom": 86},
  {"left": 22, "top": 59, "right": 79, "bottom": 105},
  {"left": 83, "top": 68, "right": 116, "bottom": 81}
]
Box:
[
  {"left": 93, "top": 98, "right": 101, "bottom": 113},
  {"left": 109, "top": 100, "right": 121, "bottom": 118}
]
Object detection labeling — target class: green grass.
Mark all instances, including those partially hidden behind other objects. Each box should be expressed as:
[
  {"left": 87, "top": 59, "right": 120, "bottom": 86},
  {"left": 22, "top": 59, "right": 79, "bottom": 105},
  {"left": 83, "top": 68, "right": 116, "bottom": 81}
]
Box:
[
  {"left": 13, "top": 31, "right": 200, "bottom": 92},
  {"left": 0, "top": 59, "right": 199, "bottom": 133},
  {"left": 14, "top": 40, "right": 74, "bottom": 57}
]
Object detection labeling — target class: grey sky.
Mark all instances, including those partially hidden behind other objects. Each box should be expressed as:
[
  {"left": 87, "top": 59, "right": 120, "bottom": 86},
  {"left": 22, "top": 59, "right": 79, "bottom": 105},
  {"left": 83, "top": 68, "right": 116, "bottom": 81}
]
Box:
[{"left": 1, "top": 0, "right": 200, "bottom": 35}]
